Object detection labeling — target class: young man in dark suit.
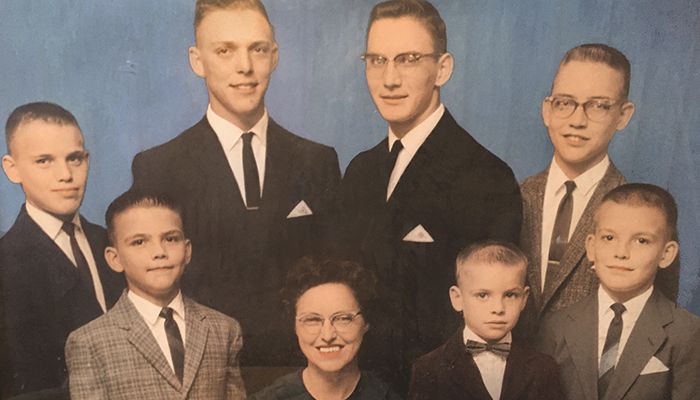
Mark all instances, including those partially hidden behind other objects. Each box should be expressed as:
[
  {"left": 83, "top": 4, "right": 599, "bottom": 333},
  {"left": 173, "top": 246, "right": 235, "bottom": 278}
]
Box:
[
  {"left": 538, "top": 184, "right": 700, "bottom": 400},
  {"left": 338, "top": 0, "right": 522, "bottom": 392},
  {"left": 130, "top": 0, "right": 340, "bottom": 384},
  {"left": 518, "top": 44, "right": 679, "bottom": 343},
  {"left": 409, "top": 241, "right": 562, "bottom": 400},
  {"left": 0, "top": 102, "right": 124, "bottom": 398}
]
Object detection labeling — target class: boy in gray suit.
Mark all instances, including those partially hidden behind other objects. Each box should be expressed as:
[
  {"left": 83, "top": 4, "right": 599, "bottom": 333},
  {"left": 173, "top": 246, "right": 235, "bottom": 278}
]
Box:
[
  {"left": 65, "top": 191, "right": 246, "bottom": 399},
  {"left": 538, "top": 184, "right": 700, "bottom": 400}
]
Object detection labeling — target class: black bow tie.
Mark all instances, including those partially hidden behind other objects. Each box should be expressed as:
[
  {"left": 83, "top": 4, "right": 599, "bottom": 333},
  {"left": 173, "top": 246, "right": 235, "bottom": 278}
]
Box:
[{"left": 465, "top": 339, "right": 511, "bottom": 358}]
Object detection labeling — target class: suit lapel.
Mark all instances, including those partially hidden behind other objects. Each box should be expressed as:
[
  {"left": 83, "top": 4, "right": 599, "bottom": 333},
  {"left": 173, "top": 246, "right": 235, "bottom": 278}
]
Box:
[
  {"left": 16, "top": 207, "right": 82, "bottom": 301},
  {"left": 524, "top": 170, "right": 548, "bottom": 308},
  {"left": 260, "top": 119, "right": 295, "bottom": 216},
  {"left": 115, "top": 293, "right": 182, "bottom": 391},
  {"left": 563, "top": 295, "right": 599, "bottom": 400},
  {"left": 501, "top": 345, "right": 533, "bottom": 399},
  {"left": 185, "top": 117, "right": 245, "bottom": 213},
  {"left": 181, "top": 297, "right": 209, "bottom": 397},
  {"left": 443, "top": 333, "right": 492, "bottom": 400},
  {"left": 603, "top": 290, "right": 670, "bottom": 400},
  {"left": 541, "top": 163, "right": 625, "bottom": 310}
]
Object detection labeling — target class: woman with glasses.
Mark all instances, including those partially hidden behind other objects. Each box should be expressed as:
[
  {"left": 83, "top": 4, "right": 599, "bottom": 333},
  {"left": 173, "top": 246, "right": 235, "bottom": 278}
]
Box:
[{"left": 251, "top": 257, "right": 401, "bottom": 399}]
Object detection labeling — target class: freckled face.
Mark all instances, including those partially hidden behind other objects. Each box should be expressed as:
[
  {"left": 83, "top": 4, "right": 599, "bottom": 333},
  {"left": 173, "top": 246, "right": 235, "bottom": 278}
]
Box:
[{"left": 450, "top": 262, "right": 529, "bottom": 343}]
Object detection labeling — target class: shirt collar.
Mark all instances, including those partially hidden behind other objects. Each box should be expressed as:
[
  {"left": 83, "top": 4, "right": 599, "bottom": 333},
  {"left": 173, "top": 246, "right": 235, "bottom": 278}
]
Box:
[
  {"left": 207, "top": 104, "right": 269, "bottom": 151},
  {"left": 549, "top": 155, "right": 610, "bottom": 198},
  {"left": 597, "top": 284, "right": 654, "bottom": 320},
  {"left": 25, "top": 201, "right": 82, "bottom": 240},
  {"left": 128, "top": 290, "right": 185, "bottom": 327},
  {"left": 462, "top": 323, "right": 512, "bottom": 345},
  {"left": 388, "top": 104, "right": 444, "bottom": 152}
]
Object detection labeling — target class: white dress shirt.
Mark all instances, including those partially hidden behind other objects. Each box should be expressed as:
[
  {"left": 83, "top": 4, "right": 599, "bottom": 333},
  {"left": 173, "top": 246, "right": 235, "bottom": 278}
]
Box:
[
  {"left": 540, "top": 156, "right": 610, "bottom": 286},
  {"left": 207, "top": 105, "right": 268, "bottom": 207},
  {"left": 597, "top": 285, "right": 653, "bottom": 366},
  {"left": 25, "top": 201, "right": 107, "bottom": 312},
  {"left": 463, "top": 325, "right": 510, "bottom": 400},
  {"left": 128, "top": 290, "right": 187, "bottom": 371},
  {"left": 386, "top": 104, "right": 445, "bottom": 200}
]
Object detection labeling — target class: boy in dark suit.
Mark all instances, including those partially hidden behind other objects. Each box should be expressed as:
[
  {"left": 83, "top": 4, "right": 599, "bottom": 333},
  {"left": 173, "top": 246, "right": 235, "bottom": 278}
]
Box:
[
  {"left": 0, "top": 102, "right": 124, "bottom": 398},
  {"left": 409, "top": 241, "right": 562, "bottom": 400},
  {"left": 65, "top": 190, "right": 246, "bottom": 399},
  {"left": 538, "top": 183, "right": 700, "bottom": 400}
]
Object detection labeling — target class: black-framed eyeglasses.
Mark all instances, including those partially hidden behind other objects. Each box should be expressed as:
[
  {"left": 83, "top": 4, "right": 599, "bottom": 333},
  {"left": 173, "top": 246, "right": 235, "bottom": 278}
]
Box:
[
  {"left": 545, "top": 96, "right": 624, "bottom": 122},
  {"left": 361, "top": 52, "right": 442, "bottom": 73},
  {"left": 296, "top": 311, "right": 363, "bottom": 335}
]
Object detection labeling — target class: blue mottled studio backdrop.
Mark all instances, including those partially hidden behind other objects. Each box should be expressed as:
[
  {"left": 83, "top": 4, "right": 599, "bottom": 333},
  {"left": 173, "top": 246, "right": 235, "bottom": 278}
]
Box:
[{"left": 1, "top": 1, "right": 699, "bottom": 312}]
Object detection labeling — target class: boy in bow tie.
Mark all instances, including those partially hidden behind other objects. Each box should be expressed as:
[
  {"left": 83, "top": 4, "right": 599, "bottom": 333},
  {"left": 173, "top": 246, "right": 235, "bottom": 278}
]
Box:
[{"left": 409, "top": 241, "right": 562, "bottom": 400}]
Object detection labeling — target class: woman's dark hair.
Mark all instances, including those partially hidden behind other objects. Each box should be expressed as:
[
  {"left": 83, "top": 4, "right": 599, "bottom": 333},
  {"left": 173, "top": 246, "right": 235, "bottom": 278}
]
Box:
[{"left": 282, "top": 257, "right": 377, "bottom": 323}]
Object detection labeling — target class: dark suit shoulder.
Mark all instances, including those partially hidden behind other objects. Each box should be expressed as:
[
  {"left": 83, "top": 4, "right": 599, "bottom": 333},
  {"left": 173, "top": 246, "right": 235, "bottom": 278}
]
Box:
[
  {"left": 511, "top": 343, "right": 559, "bottom": 369},
  {"left": 134, "top": 117, "right": 208, "bottom": 161},
  {"left": 186, "top": 297, "right": 242, "bottom": 332}
]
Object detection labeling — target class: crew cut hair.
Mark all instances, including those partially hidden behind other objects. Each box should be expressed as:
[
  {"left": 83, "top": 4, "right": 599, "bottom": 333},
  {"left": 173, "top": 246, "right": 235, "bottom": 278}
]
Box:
[
  {"left": 5, "top": 102, "right": 80, "bottom": 152},
  {"left": 558, "top": 43, "right": 631, "bottom": 98},
  {"left": 367, "top": 0, "right": 447, "bottom": 53},
  {"left": 455, "top": 240, "right": 528, "bottom": 283},
  {"left": 193, "top": 0, "right": 274, "bottom": 37},
  {"left": 598, "top": 183, "right": 678, "bottom": 241},
  {"left": 105, "top": 190, "right": 184, "bottom": 246}
]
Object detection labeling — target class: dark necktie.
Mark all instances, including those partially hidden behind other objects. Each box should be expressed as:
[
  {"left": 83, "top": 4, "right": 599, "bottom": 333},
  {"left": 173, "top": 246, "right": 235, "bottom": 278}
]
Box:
[
  {"left": 61, "top": 221, "right": 97, "bottom": 301},
  {"left": 545, "top": 180, "right": 576, "bottom": 293},
  {"left": 465, "top": 339, "right": 511, "bottom": 359},
  {"left": 598, "top": 303, "right": 626, "bottom": 398},
  {"left": 242, "top": 132, "right": 261, "bottom": 210},
  {"left": 160, "top": 307, "right": 185, "bottom": 382},
  {"left": 385, "top": 139, "right": 404, "bottom": 190}
]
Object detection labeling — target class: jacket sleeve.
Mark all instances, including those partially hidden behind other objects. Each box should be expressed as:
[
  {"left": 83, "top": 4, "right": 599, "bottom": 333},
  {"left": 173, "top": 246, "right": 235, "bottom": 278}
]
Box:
[
  {"left": 65, "top": 331, "right": 109, "bottom": 400},
  {"left": 225, "top": 319, "right": 246, "bottom": 399}
]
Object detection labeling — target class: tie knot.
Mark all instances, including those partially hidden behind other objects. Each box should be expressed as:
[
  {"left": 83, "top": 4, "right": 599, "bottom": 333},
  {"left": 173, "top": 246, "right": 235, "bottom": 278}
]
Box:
[
  {"left": 390, "top": 140, "right": 403, "bottom": 155},
  {"left": 61, "top": 221, "right": 76, "bottom": 237},
  {"left": 564, "top": 180, "right": 576, "bottom": 194},
  {"left": 242, "top": 132, "right": 254, "bottom": 144},
  {"left": 611, "top": 302, "right": 626, "bottom": 316},
  {"left": 160, "top": 307, "right": 175, "bottom": 321}
]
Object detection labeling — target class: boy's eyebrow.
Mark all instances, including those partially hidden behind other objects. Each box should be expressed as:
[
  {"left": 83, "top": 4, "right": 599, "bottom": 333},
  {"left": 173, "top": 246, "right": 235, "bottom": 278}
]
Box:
[
  {"left": 122, "top": 233, "right": 148, "bottom": 242},
  {"left": 162, "top": 229, "right": 184, "bottom": 237}
]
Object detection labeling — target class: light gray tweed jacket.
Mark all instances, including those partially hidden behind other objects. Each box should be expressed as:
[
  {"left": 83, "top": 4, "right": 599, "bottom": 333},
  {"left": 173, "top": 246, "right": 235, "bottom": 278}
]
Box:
[
  {"left": 65, "top": 291, "right": 246, "bottom": 399},
  {"left": 518, "top": 162, "right": 625, "bottom": 338}
]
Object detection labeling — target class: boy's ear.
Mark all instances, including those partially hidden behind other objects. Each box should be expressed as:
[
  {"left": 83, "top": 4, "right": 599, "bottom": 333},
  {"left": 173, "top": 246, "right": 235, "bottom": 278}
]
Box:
[
  {"left": 184, "top": 239, "right": 192, "bottom": 266},
  {"left": 658, "top": 240, "right": 679, "bottom": 269},
  {"left": 104, "top": 246, "right": 124, "bottom": 273},
  {"left": 585, "top": 233, "right": 597, "bottom": 266},
  {"left": 615, "top": 101, "right": 636, "bottom": 131},
  {"left": 541, "top": 98, "right": 552, "bottom": 128},
  {"left": 2, "top": 154, "right": 21, "bottom": 184},
  {"left": 520, "top": 286, "right": 531, "bottom": 311},
  {"left": 449, "top": 285, "right": 463, "bottom": 312}
]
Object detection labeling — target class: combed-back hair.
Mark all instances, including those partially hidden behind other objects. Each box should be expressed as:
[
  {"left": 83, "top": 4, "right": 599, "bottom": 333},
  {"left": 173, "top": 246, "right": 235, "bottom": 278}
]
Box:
[
  {"left": 557, "top": 43, "right": 631, "bottom": 98},
  {"left": 105, "top": 190, "right": 184, "bottom": 246},
  {"left": 282, "top": 257, "right": 377, "bottom": 323},
  {"left": 455, "top": 240, "right": 528, "bottom": 283},
  {"left": 5, "top": 102, "right": 80, "bottom": 152},
  {"left": 367, "top": 0, "right": 447, "bottom": 53},
  {"left": 598, "top": 183, "right": 678, "bottom": 241},
  {"left": 194, "top": 0, "right": 273, "bottom": 36}
]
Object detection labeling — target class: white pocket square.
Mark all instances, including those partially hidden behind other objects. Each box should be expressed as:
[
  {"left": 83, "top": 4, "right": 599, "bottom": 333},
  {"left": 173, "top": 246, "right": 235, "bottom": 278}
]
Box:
[
  {"left": 640, "top": 356, "right": 669, "bottom": 375},
  {"left": 287, "top": 200, "right": 313, "bottom": 218},
  {"left": 402, "top": 224, "right": 434, "bottom": 243}
]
